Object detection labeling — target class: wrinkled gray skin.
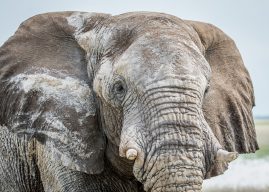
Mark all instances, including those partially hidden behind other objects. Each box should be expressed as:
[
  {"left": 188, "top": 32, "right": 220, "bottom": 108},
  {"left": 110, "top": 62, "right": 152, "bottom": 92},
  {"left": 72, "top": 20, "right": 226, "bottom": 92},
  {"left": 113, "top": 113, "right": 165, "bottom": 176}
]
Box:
[{"left": 0, "top": 12, "right": 258, "bottom": 192}]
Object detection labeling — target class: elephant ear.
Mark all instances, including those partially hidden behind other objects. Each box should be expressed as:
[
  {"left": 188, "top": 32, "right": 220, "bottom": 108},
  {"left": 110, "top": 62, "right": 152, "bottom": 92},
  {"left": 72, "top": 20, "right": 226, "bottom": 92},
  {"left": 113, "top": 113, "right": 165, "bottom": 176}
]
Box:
[
  {"left": 186, "top": 21, "right": 258, "bottom": 169},
  {"left": 0, "top": 12, "right": 109, "bottom": 174},
  {"left": 186, "top": 21, "right": 259, "bottom": 177}
]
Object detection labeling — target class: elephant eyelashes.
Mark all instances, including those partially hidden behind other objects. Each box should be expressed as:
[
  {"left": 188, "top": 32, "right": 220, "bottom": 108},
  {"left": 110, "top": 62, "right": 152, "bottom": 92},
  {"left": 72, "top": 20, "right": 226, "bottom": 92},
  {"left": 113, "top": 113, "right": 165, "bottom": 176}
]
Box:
[
  {"left": 114, "top": 83, "right": 125, "bottom": 94},
  {"left": 204, "top": 84, "right": 210, "bottom": 96},
  {"left": 111, "top": 79, "right": 127, "bottom": 104}
]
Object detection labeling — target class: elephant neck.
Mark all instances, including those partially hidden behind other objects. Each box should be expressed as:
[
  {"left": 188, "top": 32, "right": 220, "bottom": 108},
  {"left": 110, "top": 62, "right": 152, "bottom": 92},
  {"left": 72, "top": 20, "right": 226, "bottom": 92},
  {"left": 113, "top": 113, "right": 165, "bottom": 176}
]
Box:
[{"left": 105, "top": 140, "right": 135, "bottom": 179}]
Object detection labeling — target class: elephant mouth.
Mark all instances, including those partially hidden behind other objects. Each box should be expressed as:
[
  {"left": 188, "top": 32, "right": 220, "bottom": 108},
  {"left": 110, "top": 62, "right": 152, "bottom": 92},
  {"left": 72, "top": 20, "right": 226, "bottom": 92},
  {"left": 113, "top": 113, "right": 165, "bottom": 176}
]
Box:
[{"left": 105, "top": 140, "right": 136, "bottom": 178}]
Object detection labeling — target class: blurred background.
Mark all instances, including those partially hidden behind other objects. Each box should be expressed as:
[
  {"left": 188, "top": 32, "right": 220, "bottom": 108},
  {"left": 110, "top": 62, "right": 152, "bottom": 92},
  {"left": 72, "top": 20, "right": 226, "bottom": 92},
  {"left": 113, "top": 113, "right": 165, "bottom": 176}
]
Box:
[{"left": 1, "top": 1, "right": 268, "bottom": 191}]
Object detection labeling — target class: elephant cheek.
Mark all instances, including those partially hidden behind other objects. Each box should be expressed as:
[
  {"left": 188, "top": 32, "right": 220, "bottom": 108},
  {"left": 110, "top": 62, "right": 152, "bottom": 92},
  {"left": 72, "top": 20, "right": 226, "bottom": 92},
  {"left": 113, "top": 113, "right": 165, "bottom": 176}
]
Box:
[{"left": 100, "top": 101, "right": 123, "bottom": 146}]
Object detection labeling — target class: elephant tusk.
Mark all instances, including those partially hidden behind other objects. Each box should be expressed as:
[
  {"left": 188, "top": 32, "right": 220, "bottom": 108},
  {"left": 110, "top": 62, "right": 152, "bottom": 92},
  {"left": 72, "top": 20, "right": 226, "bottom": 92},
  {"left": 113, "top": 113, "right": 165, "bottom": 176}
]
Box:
[
  {"left": 126, "top": 149, "right": 138, "bottom": 160},
  {"left": 216, "top": 149, "right": 239, "bottom": 162}
]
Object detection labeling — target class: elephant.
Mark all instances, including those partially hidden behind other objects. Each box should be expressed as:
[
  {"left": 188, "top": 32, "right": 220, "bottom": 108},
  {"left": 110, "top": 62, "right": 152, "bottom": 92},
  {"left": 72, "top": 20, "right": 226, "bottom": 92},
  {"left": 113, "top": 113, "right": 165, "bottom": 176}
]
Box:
[{"left": 0, "top": 11, "right": 258, "bottom": 192}]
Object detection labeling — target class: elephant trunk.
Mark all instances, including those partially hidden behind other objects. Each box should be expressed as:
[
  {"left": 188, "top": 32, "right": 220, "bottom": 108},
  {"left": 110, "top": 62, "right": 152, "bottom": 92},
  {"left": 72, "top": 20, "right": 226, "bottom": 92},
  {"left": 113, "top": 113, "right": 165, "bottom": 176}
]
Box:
[
  {"left": 137, "top": 113, "right": 205, "bottom": 192},
  {"left": 120, "top": 84, "right": 223, "bottom": 191},
  {"left": 145, "top": 158, "right": 203, "bottom": 192}
]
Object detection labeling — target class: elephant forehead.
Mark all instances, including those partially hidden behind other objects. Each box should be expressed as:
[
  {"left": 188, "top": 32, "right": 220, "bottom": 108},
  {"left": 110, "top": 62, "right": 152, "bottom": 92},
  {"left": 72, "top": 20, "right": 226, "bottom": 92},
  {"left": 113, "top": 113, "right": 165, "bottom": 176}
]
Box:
[
  {"left": 9, "top": 72, "right": 96, "bottom": 114},
  {"left": 115, "top": 35, "right": 209, "bottom": 86}
]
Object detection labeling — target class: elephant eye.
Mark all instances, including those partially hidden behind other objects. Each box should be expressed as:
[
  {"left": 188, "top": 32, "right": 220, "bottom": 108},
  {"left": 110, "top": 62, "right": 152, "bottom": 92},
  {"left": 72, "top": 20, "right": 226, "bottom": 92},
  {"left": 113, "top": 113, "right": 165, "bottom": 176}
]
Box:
[
  {"left": 112, "top": 79, "right": 127, "bottom": 102},
  {"left": 114, "top": 82, "right": 124, "bottom": 93},
  {"left": 204, "top": 84, "right": 210, "bottom": 96}
]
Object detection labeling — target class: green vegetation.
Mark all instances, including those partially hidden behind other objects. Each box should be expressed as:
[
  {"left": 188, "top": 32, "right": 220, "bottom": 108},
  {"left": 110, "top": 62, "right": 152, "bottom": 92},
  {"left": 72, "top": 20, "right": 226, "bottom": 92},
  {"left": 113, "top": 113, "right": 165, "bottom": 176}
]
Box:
[
  {"left": 244, "top": 119, "right": 269, "bottom": 159},
  {"left": 240, "top": 120, "right": 269, "bottom": 159},
  {"left": 241, "top": 145, "right": 269, "bottom": 159}
]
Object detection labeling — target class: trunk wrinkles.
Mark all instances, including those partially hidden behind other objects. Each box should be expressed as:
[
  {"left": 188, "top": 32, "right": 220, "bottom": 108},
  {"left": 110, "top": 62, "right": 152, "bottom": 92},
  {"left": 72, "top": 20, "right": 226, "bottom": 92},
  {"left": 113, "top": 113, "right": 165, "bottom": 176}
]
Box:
[{"left": 130, "top": 85, "right": 210, "bottom": 191}]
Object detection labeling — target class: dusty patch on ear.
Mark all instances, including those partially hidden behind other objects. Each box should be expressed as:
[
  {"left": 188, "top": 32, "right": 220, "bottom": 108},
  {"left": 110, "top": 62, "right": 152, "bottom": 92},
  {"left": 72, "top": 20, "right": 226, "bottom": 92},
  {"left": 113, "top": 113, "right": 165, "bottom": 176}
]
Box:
[
  {"left": 2, "top": 71, "right": 105, "bottom": 174},
  {"left": 67, "top": 12, "right": 110, "bottom": 53},
  {"left": 67, "top": 12, "right": 99, "bottom": 53},
  {"left": 10, "top": 72, "right": 95, "bottom": 114},
  {"left": 67, "top": 12, "right": 101, "bottom": 33}
]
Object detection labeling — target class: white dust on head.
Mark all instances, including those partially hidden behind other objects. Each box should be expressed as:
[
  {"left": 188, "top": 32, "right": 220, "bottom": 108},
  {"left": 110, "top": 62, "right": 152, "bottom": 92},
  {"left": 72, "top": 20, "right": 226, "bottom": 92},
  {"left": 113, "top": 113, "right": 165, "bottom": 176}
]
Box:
[{"left": 66, "top": 12, "right": 111, "bottom": 53}]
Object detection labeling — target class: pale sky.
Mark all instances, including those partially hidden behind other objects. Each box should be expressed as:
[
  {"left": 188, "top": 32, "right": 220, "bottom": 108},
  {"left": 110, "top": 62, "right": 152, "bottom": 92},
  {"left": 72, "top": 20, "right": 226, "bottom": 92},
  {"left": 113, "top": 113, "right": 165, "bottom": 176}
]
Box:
[{"left": 1, "top": 0, "right": 268, "bottom": 117}]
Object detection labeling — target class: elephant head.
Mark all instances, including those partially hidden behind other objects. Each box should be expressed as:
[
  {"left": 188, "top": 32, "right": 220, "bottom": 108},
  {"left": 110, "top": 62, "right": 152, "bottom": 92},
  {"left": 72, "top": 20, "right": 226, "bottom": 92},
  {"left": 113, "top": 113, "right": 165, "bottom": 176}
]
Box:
[{"left": 0, "top": 12, "right": 258, "bottom": 191}]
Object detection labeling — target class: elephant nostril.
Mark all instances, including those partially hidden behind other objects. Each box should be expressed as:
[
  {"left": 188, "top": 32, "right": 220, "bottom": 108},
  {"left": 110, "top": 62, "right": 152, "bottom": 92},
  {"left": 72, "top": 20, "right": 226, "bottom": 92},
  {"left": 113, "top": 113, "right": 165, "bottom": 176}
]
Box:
[{"left": 126, "top": 148, "right": 138, "bottom": 160}]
